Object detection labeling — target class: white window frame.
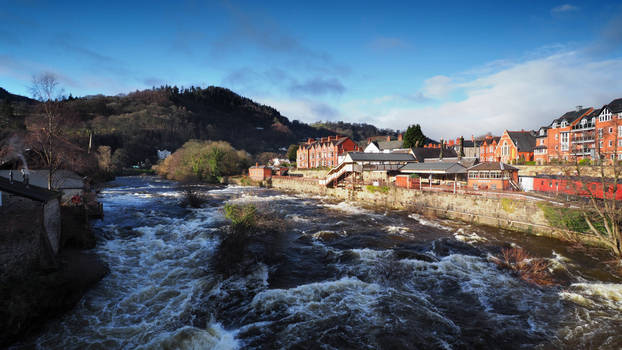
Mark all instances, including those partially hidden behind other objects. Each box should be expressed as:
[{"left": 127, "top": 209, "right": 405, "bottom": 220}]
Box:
[{"left": 600, "top": 108, "right": 612, "bottom": 122}]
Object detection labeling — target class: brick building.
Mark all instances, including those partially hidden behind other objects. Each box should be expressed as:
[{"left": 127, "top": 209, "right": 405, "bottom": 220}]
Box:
[
  {"left": 478, "top": 136, "right": 500, "bottom": 162},
  {"left": 296, "top": 136, "right": 360, "bottom": 169},
  {"left": 495, "top": 130, "right": 536, "bottom": 163},
  {"left": 248, "top": 163, "right": 272, "bottom": 181},
  {"left": 467, "top": 162, "right": 519, "bottom": 191}
]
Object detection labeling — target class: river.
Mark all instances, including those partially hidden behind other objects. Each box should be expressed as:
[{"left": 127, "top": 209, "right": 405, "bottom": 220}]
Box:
[{"left": 14, "top": 176, "right": 622, "bottom": 349}]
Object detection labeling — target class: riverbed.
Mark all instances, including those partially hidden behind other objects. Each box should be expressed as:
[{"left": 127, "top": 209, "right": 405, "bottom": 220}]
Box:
[{"left": 14, "top": 176, "right": 622, "bottom": 349}]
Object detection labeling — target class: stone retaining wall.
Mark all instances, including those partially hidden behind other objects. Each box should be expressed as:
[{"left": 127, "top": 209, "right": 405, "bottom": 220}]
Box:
[{"left": 270, "top": 177, "right": 599, "bottom": 244}]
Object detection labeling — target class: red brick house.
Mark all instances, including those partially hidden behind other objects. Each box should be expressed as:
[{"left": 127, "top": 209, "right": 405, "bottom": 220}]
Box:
[
  {"left": 495, "top": 130, "right": 536, "bottom": 163},
  {"left": 467, "top": 162, "right": 519, "bottom": 191},
  {"left": 296, "top": 136, "right": 360, "bottom": 169},
  {"left": 478, "top": 136, "right": 500, "bottom": 162},
  {"left": 248, "top": 163, "right": 272, "bottom": 181}
]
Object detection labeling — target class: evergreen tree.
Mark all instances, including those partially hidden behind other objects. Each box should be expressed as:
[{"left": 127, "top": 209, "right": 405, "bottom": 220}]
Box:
[
  {"left": 402, "top": 124, "right": 426, "bottom": 148},
  {"left": 287, "top": 144, "right": 299, "bottom": 162}
]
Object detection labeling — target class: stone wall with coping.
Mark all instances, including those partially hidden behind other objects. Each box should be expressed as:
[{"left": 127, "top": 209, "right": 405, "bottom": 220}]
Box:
[{"left": 271, "top": 177, "right": 599, "bottom": 244}]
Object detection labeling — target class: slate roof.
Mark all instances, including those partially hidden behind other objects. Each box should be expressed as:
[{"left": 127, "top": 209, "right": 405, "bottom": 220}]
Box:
[
  {"left": 606, "top": 98, "right": 622, "bottom": 113},
  {"left": 479, "top": 136, "right": 500, "bottom": 145},
  {"left": 299, "top": 137, "right": 350, "bottom": 149},
  {"left": 424, "top": 157, "right": 478, "bottom": 168},
  {"left": 376, "top": 140, "right": 404, "bottom": 150},
  {"left": 400, "top": 162, "right": 467, "bottom": 174},
  {"left": 467, "top": 162, "right": 518, "bottom": 172},
  {"left": 346, "top": 152, "right": 415, "bottom": 162},
  {"left": 506, "top": 131, "right": 536, "bottom": 152},
  {"left": 550, "top": 108, "right": 592, "bottom": 127},
  {"left": 411, "top": 147, "right": 458, "bottom": 162},
  {"left": 0, "top": 176, "right": 61, "bottom": 203}
]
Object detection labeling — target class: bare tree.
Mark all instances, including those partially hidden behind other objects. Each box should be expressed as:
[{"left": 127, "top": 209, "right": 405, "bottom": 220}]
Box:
[
  {"left": 558, "top": 120, "right": 622, "bottom": 258},
  {"left": 29, "top": 73, "right": 66, "bottom": 189}
]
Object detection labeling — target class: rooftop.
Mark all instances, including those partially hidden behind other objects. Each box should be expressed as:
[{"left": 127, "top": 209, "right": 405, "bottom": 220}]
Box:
[
  {"left": 400, "top": 162, "right": 467, "bottom": 174},
  {"left": 346, "top": 152, "right": 415, "bottom": 162},
  {"left": 468, "top": 162, "right": 518, "bottom": 172},
  {"left": 0, "top": 176, "right": 61, "bottom": 203}
]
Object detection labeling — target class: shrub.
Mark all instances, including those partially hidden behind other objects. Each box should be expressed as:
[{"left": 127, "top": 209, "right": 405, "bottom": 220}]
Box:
[
  {"left": 578, "top": 159, "right": 591, "bottom": 166},
  {"left": 409, "top": 174, "right": 420, "bottom": 179},
  {"left": 524, "top": 161, "right": 536, "bottom": 166},
  {"left": 223, "top": 203, "right": 256, "bottom": 231},
  {"left": 179, "top": 187, "right": 205, "bottom": 208},
  {"left": 493, "top": 247, "right": 555, "bottom": 286},
  {"left": 156, "top": 140, "right": 251, "bottom": 183}
]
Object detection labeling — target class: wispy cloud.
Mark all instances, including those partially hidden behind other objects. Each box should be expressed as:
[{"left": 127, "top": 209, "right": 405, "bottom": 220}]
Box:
[
  {"left": 551, "top": 4, "right": 579, "bottom": 14},
  {"left": 350, "top": 52, "right": 622, "bottom": 139},
  {"left": 290, "top": 77, "right": 345, "bottom": 96},
  {"left": 260, "top": 97, "right": 341, "bottom": 122}
]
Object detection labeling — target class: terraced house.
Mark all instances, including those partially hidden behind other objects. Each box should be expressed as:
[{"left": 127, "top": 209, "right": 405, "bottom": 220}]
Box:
[
  {"left": 533, "top": 98, "right": 622, "bottom": 163},
  {"left": 296, "top": 136, "right": 360, "bottom": 169}
]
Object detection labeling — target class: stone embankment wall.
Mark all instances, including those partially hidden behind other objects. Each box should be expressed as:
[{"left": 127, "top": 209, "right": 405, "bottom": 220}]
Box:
[{"left": 270, "top": 177, "right": 591, "bottom": 242}]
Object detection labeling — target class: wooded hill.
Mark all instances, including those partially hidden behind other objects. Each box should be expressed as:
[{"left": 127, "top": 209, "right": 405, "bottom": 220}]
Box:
[{"left": 0, "top": 85, "right": 401, "bottom": 166}]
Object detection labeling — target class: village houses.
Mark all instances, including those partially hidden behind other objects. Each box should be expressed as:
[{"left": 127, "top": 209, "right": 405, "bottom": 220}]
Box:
[{"left": 296, "top": 135, "right": 360, "bottom": 169}]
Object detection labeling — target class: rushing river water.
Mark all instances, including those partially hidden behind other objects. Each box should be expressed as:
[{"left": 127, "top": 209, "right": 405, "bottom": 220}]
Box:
[{"left": 15, "top": 176, "right": 622, "bottom": 349}]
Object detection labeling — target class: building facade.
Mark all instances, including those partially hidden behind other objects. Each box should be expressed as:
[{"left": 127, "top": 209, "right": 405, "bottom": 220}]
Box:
[
  {"left": 296, "top": 136, "right": 360, "bottom": 169},
  {"left": 478, "top": 136, "right": 500, "bottom": 162},
  {"left": 495, "top": 130, "right": 536, "bottom": 163}
]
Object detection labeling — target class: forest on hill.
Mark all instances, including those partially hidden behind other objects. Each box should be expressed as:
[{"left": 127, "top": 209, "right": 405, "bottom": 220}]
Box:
[{"left": 0, "top": 85, "right": 407, "bottom": 174}]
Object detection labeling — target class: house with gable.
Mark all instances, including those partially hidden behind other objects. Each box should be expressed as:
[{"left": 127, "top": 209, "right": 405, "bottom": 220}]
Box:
[
  {"left": 363, "top": 135, "right": 406, "bottom": 153},
  {"left": 495, "top": 130, "right": 536, "bottom": 163},
  {"left": 478, "top": 136, "right": 500, "bottom": 162},
  {"left": 296, "top": 135, "right": 360, "bottom": 169},
  {"left": 545, "top": 106, "right": 593, "bottom": 162}
]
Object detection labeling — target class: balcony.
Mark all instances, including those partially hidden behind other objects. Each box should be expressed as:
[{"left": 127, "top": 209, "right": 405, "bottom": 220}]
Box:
[
  {"left": 571, "top": 148, "right": 593, "bottom": 156},
  {"left": 571, "top": 136, "right": 595, "bottom": 143},
  {"left": 571, "top": 123, "right": 595, "bottom": 132}
]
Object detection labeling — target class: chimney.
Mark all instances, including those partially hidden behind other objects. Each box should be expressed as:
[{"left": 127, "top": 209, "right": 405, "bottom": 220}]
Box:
[
  {"left": 576, "top": 105, "right": 583, "bottom": 111},
  {"left": 326, "top": 136, "right": 332, "bottom": 142},
  {"left": 398, "top": 134, "right": 403, "bottom": 141},
  {"left": 472, "top": 134, "right": 474, "bottom": 143},
  {"left": 255, "top": 162, "right": 259, "bottom": 167},
  {"left": 367, "top": 137, "right": 371, "bottom": 143},
  {"left": 307, "top": 138, "right": 313, "bottom": 144},
  {"left": 386, "top": 136, "right": 391, "bottom": 142}
]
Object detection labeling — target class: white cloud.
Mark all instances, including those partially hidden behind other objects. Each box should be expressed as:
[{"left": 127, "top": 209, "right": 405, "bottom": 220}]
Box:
[
  {"left": 420, "top": 75, "right": 454, "bottom": 99},
  {"left": 551, "top": 4, "right": 579, "bottom": 14},
  {"left": 258, "top": 97, "right": 342, "bottom": 123},
  {"left": 356, "top": 52, "right": 622, "bottom": 140}
]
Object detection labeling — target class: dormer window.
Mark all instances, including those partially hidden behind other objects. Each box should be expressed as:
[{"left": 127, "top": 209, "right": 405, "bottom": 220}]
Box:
[
  {"left": 552, "top": 122, "right": 557, "bottom": 129},
  {"left": 591, "top": 117, "right": 595, "bottom": 124},
  {"left": 581, "top": 119, "right": 586, "bottom": 125},
  {"left": 599, "top": 108, "right": 612, "bottom": 122},
  {"left": 561, "top": 121, "right": 567, "bottom": 127}
]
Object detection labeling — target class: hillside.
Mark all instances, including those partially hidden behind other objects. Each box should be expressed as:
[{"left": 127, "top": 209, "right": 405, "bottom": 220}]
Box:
[{"left": 0, "top": 85, "right": 422, "bottom": 167}]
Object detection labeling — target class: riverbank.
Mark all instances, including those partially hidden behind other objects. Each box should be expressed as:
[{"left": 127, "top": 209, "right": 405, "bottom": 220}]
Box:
[
  {"left": 0, "top": 204, "right": 108, "bottom": 347},
  {"left": 230, "top": 176, "right": 608, "bottom": 249}
]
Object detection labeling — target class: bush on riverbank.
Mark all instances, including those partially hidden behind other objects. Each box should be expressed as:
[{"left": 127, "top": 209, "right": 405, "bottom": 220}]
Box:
[
  {"left": 212, "top": 203, "right": 287, "bottom": 276},
  {"left": 492, "top": 247, "right": 555, "bottom": 286},
  {"left": 155, "top": 140, "right": 251, "bottom": 183}
]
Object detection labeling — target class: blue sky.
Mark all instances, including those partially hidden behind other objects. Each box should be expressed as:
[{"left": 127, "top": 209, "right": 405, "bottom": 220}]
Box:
[{"left": 1, "top": 0, "right": 622, "bottom": 139}]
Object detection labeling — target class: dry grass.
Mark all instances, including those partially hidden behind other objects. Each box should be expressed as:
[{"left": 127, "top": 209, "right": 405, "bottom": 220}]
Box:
[{"left": 493, "top": 247, "right": 556, "bottom": 286}]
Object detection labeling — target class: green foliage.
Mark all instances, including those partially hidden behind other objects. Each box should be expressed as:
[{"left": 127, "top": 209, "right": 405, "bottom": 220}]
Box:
[
  {"left": 536, "top": 202, "right": 605, "bottom": 233},
  {"left": 524, "top": 161, "right": 536, "bottom": 166},
  {"left": 287, "top": 144, "right": 299, "bottom": 162},
  {"left": 578, "top": 159, "right": 591, "bottom": 166},
  {"left": 157, "top": 140, "right": 251, "bottom": 183},
  {"left": 224, "top": 203, "right": 257, "bottom": 231},
  {"left": 366, "top": 185, "right": 390, "bottom": 194},
  {"left": 402, "top": 124, "right": 426, "bottom": 148},
  {"left": 409, "top": 174, "right": 420, "bottom": 179}
]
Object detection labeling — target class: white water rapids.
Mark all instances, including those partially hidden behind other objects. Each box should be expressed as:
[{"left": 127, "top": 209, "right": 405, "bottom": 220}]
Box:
[{"left": 13, "top": 176, "right": 622, "bottom": 349}]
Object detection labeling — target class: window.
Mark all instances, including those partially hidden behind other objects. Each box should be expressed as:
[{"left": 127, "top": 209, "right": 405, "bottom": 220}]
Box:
[
  {"left": 609, "top": 127, "right": 614, "bottom": 133},
  {"left": 618, "top": 139, "right": 622, "bottom": 147},
  {"left": 610, "top": 140, "right": 614, "bottom": 147},
  {"left": 561, "top": 132, "right": 569, "bottom": 151},
  {"left": 552, "top": 122, "right": 557, "bottom": 129},
  {"left": 599, "top": 128, "right": 603, "bottom": 138},
  {"left": 540, "top": 139, "right": 544, "bottom": 145},
  {"left": 618, "top": 125, "right": 622, "bottom": 136},
  {"left": 600, "top": 108, "right": 612, "bottom": 122},
  {"left": 600, "top": 141, "right": 604, "bottom": 148},
  {"left": 618, "top": 153, "right": 622, "bottom": 160},
  {"left": 561, "top": 121, "right": 567, "bottom": 127},
  {"left": 555, "top": 134, "right": 558, "bottom": 140},
  {"left": 502, "top": 141, "right": 509, "bottom": 156},
  {"left": 540, "top": 129, "right": 545, "bottom": 136}
]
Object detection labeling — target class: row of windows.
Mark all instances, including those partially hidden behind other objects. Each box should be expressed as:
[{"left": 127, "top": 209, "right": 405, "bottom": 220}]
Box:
[{"left": 468, "top": 171, "right": 508, "bottom": 179}]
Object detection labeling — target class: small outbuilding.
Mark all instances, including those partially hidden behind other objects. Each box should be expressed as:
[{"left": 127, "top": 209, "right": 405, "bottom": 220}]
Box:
[
  {"left": 249, "top": 163, "right": 272, "bottom": 181},
  {"left": 467, "top": 162, "right": 519, "bottom": 191}
]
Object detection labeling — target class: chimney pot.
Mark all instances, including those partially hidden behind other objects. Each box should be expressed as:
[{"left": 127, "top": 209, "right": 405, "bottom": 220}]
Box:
[
  {"left": 386, "top": 136, "right": 391, "bottom": 142},
  {"left": 256, "top": 162, "right": 258, "bottom": 167},
  {"left": 398, "top": 134, "right": 403, "bottom": 141}
]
